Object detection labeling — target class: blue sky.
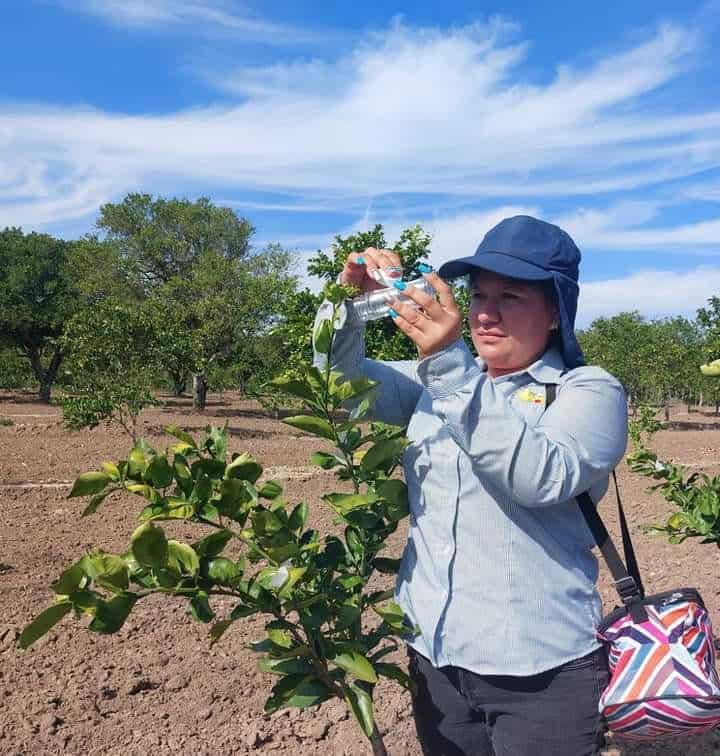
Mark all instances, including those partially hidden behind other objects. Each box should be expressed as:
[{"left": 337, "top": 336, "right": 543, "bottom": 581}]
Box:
[{"left": 3, "top": 0, "right": 720, "bottom": 326}]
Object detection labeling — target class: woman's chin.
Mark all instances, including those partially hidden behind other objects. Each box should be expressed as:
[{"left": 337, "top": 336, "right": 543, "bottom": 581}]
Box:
[{"left": 475, "top": 342, "right": 509, "bottom": 362}]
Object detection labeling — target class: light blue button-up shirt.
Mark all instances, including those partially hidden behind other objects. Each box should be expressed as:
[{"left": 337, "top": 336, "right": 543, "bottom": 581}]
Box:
[{"left": 314, "top": 300, "right": 628, "bottom": 676}]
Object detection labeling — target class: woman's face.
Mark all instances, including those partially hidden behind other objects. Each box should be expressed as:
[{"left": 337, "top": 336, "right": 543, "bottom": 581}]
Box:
[{"left": 468, "top": 271, "right": 558, "bottom": 378}]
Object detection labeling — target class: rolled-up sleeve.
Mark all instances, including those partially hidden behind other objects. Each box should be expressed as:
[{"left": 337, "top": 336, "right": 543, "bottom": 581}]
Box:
[
  {"left": 417, "top": 339, "right": 628, "bottom": 507},
  {"left": 312, "top": 299, "right": 423, "bottom": 427}
]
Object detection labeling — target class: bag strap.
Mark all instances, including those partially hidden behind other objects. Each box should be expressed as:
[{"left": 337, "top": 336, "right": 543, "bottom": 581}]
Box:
[{"left": 544, "top": 384, "right": 646, "bottom": 617}]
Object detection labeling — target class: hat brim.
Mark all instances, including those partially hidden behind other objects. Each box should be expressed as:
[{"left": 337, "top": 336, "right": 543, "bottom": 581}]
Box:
[{"left": 438, "top": 251, "right": 554, "bottom": 282}]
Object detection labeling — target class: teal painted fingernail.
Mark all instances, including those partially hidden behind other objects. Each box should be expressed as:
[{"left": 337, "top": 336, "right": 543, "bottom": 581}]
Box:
[
  {"left": 356, "top": 256, "right": 366, "bottom": 265},
  {"left": 393, "top": 280, "right": 407, "bottom": 291},
  {"left": 418, "top": 263, "right": 433, "bottom": 273},
  {"left": 388, "top": 308, "right": 398, "bottom": 318}
]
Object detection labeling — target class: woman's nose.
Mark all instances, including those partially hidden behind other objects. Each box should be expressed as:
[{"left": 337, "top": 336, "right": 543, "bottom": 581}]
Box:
[{"left": 475, "top": 299, "right": 501, "bottom": 324}]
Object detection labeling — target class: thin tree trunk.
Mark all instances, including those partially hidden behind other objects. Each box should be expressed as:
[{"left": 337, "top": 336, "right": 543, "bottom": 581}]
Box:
[
  {"left": 39, "top": 380, "right": 52, "bottom": 403},
  {"left": 192, "top": 372, "right": 208, "bottom": 411},
  {"left": 171, "top": 371, "right": 187, "bottom": 397},
  {"left": 664, "top": 398, "right": 670, "bottom": 422},
  {"left": 26, "top": 344, "right": 63, "bottom": 404}
]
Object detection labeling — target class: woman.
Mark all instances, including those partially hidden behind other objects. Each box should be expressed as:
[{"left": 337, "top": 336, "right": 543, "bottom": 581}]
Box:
[{"left": 313, "top": 215, "right": 627, "bottom": 755}]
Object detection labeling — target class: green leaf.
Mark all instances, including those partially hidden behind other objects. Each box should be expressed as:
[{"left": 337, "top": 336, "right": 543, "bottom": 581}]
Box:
[
  {"left": 361, "top": 437, "right": 409, "bottom": 472},
  {"left": 82, "top": 552, "right": 130, "bottom": 593},
  {"left": 216, "top": 478, "right": 248, "bottom": 519},
  {"left": 126, "top": 483, "right": 161, "bottom": 503},
  {"left": 130, "top": 522, "right": 168, "bottom": 570},
  {"left": 375, "top": 479, "right": 409, "bottom": 522},
  {"left": 189, "top": 473, "right": 213, "bottom": 507},
  {"left": 258, "top": 657, "right": 314, "bottom": 676},
  {"left": 375, "top": 662, "right": 414, "bottom": 692},
  {"left": 324, "top": 492, "right": 377, "bottom": 515},
  {"left": 230, "top": 603, "right": 257, "bottom": 620},
  {"left": 252, "top": 509, "right": 285, "bottom": 536},
  {"left": 51, "top": 560, "right": 87, "bottom": 595},
  {"left": 225, "top": 453, "right": 263, "bottom": 483},
  {"left": 204, "top": 557, "right": 239, "bottom": 586},
  {"left": 100, "top": 461, "right": 121, "bottom": 480},
  {"left": 205, "top": 426, "right": 228, "bottom": 461},
  {"left": 283, "top": 415, "right": 335, "bottom": 441},
  {"left": 373, "top": 600, "right": 406, "bottom": 630},
  {"left": 167, "top": 541, "right": 200, "bottom": 576},
  {"left": 189, "top": 590, "right": 214, "bottom": 623},
  {"left": 258, "top": 480, "right": 283, "bottom": 499},
  {"left": 145, "top": 455, "right": 174, "bottom": 488},
  {"left": 333, "top": 376, "right": 377, "bottom": 402},
  {"left": 335, "top": 603, "right": 361, "bottom": 631},
  {"left": 209, "top": 619, "right": 234, "bottom": 645},
  {"left": 267, "top": 627, "right": 294, "bottom": 648},
  {"left": 287, "top": 502, "right": 308, "bottom": 532},
  {"left": 310, "top": 451, "right": 343, "bottom": 469},
  {"left": 277, "top": 567, "right": 307, "bottom": 598},
  {"left": 313, "top": 318, "right": 333, "bottom": 354},
  {"left": 165, "top": 424, "right": 197, "bottom": 448},
  {"left": 81, "top": 490, "right": 112, "bottom": 517},
  {"left": 344, "top": 681, "right": 375, "bottom": 739},
  {"left": 19, "top": 602, "right": 72, "bottom": 648},
  {"left": 89, "top": 593, "right": 138, "bottom": 634},
  {"left": 265, "top": 675, "right": 333, "bottom": 713},
  {"left": 270, "top": 375, "right": 320, "bottom": 405},
  {"left": 345, "top": 528, "right": 364, "bottom": 560},
  {"left": 127, "top": 446, "right": 147, "bottom": 478},
  {"left": 332, "top": 650, "right": 377, "bottom": 683},
  {"left": 68, "top": 471, "right": 110, "bottom": 498},
  {"left": 138, "top": 498, "right": 194, "bottom": 522},
  {"left": 193, "top": 529, "right": 234, "bottom": 559},
  {"left": 173, "top": 456, "right": 193, "bottom": 495}
]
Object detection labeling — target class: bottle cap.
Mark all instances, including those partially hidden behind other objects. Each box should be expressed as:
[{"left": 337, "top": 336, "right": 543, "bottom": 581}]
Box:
[{"left": 369, "top": 265, "right": 403, "bottom": 287}]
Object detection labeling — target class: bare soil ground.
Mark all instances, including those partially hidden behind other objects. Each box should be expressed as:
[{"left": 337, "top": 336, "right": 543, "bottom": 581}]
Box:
[{"left": 2, "top": 391, "right": 720, "bottom": 755}]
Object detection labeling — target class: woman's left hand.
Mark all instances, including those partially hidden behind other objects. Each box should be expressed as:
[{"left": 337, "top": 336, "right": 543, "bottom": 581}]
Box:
[{"left": 389, "top": 272, "right": 463, "bottom": 359}]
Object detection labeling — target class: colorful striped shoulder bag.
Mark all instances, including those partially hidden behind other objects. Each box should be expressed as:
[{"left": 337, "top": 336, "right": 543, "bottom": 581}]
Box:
[{"left": 545, "top": 384, "right": 720, "bottom": 739}]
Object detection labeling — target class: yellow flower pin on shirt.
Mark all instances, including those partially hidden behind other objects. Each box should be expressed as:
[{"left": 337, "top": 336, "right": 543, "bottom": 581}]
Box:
[{"left": 515, "top": 387, "right": 545, "bottom": 405}]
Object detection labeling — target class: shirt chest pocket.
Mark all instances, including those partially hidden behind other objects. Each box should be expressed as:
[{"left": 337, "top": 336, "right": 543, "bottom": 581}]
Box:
[{"left": 509, "top": 384, "right": 549, "bottom": 427}]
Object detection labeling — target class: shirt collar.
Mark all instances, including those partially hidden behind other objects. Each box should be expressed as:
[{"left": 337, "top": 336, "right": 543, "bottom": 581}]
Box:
[{"left": 475, "top": 346, "right": 567, "bottom": 384}]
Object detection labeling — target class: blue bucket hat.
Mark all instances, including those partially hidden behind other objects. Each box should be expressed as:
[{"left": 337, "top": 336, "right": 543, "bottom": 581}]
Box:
[{"left": 438, "top": 215, "right": 585, "bottom": 368}]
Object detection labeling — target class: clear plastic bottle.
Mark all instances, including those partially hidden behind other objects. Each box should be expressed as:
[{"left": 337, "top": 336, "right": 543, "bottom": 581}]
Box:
[{"left": 349, "top": 277, "right": 436, "bottom": 322}]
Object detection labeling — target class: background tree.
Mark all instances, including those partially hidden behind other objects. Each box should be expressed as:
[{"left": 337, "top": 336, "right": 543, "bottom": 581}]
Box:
[
  {"left": 578, "top": 312, "right": 654, "bottom": 411},
  {"left": 0, "top": 228, "right": 81, "bottom": 402},
  {"left": 61, "top": 301, "right": 160, "bottom": 440},
  {"left": 146, "top": 244, "right": 296, "bottom": 409},
  {"left": 97, "top": 193, "right": 254, "bottom": 291}
]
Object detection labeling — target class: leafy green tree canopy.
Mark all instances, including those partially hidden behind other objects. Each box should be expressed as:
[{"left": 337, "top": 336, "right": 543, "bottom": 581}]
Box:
[
  {"left": 97, "top": 194, "right": 255, "bottom": 290},
  {"left": 0, "top": 227, "right": 81, "bottom": 401}
]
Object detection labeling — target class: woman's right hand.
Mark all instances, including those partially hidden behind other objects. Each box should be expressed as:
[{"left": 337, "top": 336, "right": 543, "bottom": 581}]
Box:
[{"left": 340, "top": 247, "right": 404, "bottom": 293}]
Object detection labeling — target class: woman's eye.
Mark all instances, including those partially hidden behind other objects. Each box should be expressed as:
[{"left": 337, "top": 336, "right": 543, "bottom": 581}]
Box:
[{"left": 502, "top": 292, "right": 521, "bottom": 300}]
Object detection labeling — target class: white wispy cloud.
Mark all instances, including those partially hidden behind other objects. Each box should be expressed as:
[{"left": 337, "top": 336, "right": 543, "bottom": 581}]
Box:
[
  {"left": 2, "top": 19, "right": 719, "bottom": 231},
  {"left": 51, "top": 0, "right": 326, "bottom": 43},
  {"left": 579, "top": 266, "right": 720, "bottom": 326},
  {"left": 680, "top": 181, "right": 720, "bottom": 202},
  {"left": 554, "top": 202, "right": 720, "bottom": 250}
]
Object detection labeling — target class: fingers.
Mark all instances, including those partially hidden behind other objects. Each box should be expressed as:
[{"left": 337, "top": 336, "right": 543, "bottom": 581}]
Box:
[
  {"left": 424, "top": 272, "right": 457, "bottom": 310},
  {"left": 388, "top": 272, "right": 463, "bottom": 358},
  {"left": 362, "top": 247, "right": 403, "bottom": 282},
  {"left": 342, "top": 247, "right": 403, "bottom": 291}
]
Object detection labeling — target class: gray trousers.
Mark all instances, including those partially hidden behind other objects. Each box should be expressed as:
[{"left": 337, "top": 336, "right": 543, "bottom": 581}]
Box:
[{"left": 408, "top": 646, "right": 610, "bottom": 756}]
